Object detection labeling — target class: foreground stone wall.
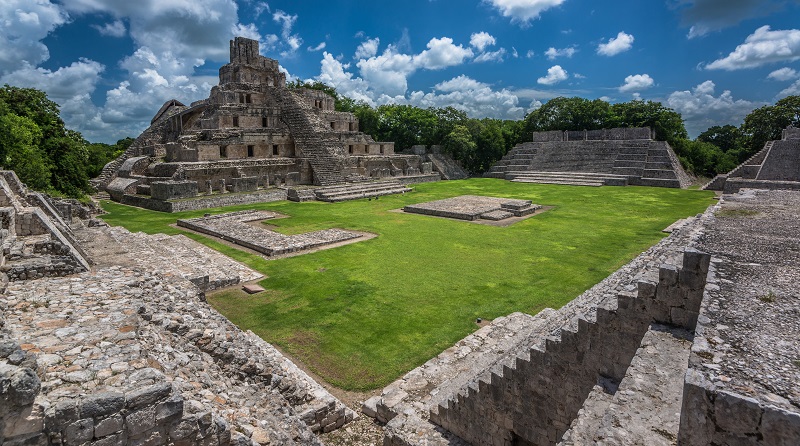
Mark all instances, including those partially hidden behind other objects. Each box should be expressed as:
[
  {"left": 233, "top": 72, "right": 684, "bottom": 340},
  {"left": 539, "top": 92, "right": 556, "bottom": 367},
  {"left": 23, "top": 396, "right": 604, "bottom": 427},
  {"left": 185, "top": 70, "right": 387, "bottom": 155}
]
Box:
[
  {"left": 429, "top": 250, "right": 710, "bottom": 445},
  {"left": 679, "top": 189, "right": 800, "bottom": 445}
]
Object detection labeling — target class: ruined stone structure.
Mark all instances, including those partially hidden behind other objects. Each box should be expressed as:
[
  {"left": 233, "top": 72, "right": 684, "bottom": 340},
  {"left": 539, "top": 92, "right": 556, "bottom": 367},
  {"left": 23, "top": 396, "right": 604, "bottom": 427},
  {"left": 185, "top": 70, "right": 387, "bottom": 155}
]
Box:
[
  {"left": 403, "top": 195, "right": 541, "bottom": 222},
  {"left": 96, "top": 37, "right": 440, "bottom": 211},
  {"left": 366, "top": 189, "right": 800, "bottom": 445},
  {"left": 0, "top": 171, "right": 89, "bottom": 284},
  {"left": 486, "top": 127, "right": 692, "bottom": 188},
  {"left": 703, "top": 126, "right": 800, "bottom": 193},
  {"left": 3, "top": 163, "right": 799, "bottom": 445},
  {"left": 0, "top": 173, "right": 355, "bottom": 446}
]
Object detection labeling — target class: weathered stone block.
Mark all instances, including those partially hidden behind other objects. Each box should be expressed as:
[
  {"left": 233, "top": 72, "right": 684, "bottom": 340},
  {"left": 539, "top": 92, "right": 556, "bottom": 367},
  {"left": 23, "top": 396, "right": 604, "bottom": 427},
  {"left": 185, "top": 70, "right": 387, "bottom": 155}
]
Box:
[
  {"left": 80, "top": 392, "right": 125, "bottom": 419},
  {"left": 125, "top": 405, "right": 156, "bottom": 435},
  {"left": 150, "top": 181, "right": 198, "bottom": 201},
  {"left": 3, "top": 403, "right": 44, "bottom": 438},
  {"left": 125, "top": 383, "right": 172, "bottom": 410},
  {"left": 65, "top": 418, "right": 94, "bottom": 443},
  {"left": 155, "top": 395, "right": 183, "bottom": 422},
  {"left": 231, "top": 176, "right": 258, "bottom": 193},
  {"left": 761, "top": 406, "right": 800, "bottom": 444},
  {"left": 714, "top": 391, "right": 762, "bottom": 435},
  {"left": 94, "top": 414, "right": 124, "bottom": 438}
]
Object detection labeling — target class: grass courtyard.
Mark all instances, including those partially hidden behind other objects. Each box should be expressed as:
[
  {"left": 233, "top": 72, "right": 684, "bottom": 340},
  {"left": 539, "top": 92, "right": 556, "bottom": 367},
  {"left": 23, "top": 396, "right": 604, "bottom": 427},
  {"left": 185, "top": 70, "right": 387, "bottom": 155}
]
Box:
[{"left": 100, "top": 178, "right": 715, "bottom": 390}]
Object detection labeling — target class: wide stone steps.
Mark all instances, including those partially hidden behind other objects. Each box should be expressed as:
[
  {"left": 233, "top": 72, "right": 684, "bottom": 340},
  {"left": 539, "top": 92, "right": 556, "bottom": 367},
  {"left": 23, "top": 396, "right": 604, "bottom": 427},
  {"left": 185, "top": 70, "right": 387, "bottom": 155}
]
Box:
[
  {"left": 507, "top": 171, "right": 630, "bottom": 186},
  {"left": 314, "top": 180, "right": 411, "bottom": 202},
  {"left": 559, "top": 324, "right": 692, "bottom": 445},
  {"left": 271, "top": 89, "right": 346, "bottom": 186}
]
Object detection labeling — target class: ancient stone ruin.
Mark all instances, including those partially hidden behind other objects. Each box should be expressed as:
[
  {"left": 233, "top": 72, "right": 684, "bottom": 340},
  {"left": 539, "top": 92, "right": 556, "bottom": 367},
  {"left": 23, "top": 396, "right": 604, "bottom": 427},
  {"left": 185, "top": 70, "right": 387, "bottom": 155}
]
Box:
[
  {"left": 3, "top": 137, "right": 800, "bottom": 443},
  {"left": 486, "top": 127, "right": 692, "bottom": 188},
  {"left": 96, "top": 37, "right": 442, "bottom": 211},
  {"left": 403, "top": 195, "right": 541, "bottom": 222},
  {"left": 703, "top": 126, "right": 800, "bottom": 193}
]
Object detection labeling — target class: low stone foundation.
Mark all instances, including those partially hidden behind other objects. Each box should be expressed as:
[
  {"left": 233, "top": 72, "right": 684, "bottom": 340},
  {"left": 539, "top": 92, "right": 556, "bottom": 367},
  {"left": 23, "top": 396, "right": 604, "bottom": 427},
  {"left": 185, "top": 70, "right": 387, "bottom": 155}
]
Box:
[
  {"left": 403, "top": 195, "right": 541, "bottom": 222},
  {"left": 177, "top": 210, "right": 363, "bottom": 256}
]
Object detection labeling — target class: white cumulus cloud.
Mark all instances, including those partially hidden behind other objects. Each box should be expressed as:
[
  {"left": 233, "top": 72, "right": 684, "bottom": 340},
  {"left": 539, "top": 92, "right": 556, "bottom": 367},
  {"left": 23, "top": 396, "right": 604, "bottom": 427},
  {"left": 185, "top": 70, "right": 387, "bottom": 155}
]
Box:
[
  {"left": 484, "top": 0, "right": 566, "bottom": 26},
  {"left": 768, "top": 67, "right": 799, "bottom": 81},
  {"left": 619, "top": 74, "right": 654, "bottom": 93},
  {"left": 597, "top": 31, "right": 634, "bottom": 56},
  {"left": 667, "top": 80, "right": 761, "bottom": 136},
  {"left": 537, "top": 65, "right": 568, "bottom": 85},
  {"left": 474, "top": 48, "right": 507, "bottom": 63},
  {"left": 0, "top": 0, "right": 68, "bottom": 73},
  {"left": 355, "top": 38, "right": 380, "bottom": 59},
  {"left": 92, "top": 19, "right": 127, "bottom": 37},
  {"left": 545, "top": 46, "right": 576, "bottom": 60},
  {"left": 470, "top": 32, "right": 496, "bottom": 52},
  {"left": 413, "top": 37, "right": 474, "bottom": 70},
  {"left": 706, "top": 26, "right": 800, "bottom": 70}
]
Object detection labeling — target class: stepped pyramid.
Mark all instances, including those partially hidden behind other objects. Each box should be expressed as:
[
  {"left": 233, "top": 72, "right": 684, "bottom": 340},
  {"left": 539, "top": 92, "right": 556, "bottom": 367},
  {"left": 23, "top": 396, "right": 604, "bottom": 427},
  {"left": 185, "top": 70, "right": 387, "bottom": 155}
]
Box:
[
  {"left": 98, "top": 37, "right": 439, "bottom": 210},
  {"left": 703, "top": 125, "right": 800, "bottom": 193},
  {"left": 486, "top": 128, "right": 692, "bottom": 188}
]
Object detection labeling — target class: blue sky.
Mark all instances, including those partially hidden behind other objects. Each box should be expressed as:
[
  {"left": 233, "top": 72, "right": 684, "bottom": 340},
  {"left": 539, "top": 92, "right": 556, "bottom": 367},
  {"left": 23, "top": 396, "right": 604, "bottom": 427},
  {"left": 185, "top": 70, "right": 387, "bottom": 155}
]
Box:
[{"left": 2, "top": 0, "right": 800, "bottom": 143}]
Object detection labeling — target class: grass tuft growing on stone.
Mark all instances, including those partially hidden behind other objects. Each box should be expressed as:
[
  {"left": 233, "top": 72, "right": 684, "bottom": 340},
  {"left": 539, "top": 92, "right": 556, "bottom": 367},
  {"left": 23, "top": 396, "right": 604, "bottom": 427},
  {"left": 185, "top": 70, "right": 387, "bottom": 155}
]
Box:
[{"left": 101, "top": 179, "right": 714, "bottom": 390}]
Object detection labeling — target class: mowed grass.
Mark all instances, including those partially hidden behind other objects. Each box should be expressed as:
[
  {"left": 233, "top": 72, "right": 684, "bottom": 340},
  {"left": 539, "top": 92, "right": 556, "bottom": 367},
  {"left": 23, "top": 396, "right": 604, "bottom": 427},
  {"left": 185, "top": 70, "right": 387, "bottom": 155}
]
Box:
[{"left": 100, "top": 179, "right": 715, "bottom": 390}]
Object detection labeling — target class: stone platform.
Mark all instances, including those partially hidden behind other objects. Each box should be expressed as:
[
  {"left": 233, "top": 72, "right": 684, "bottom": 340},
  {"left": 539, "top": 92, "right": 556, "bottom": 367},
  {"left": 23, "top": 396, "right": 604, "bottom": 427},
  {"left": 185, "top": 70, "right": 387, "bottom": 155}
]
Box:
[
  {"left": 402, "top": 195, "right": 541, "bottom": 222},
  {"left": 177, "top": 210, "right": 364, "bottom": 256}
]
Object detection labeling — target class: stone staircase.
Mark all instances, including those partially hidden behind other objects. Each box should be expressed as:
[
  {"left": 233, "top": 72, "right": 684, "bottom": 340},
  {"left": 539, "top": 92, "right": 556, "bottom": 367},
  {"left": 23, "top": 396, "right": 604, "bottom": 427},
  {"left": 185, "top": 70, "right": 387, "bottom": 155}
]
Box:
[
  {"left": 558, "top": 324, "right": 692, "bottom": 445},
  {"left": 314, "top": 180, "right": 412, "bottom": 202},
  {"left": 484, "top": 144, "right": 539, "bottom": 178},
  {"left": 272, "top": 89, "right": 347, "bottom": 186},
  {"left": 486, "top": 140, "right": 688, "bottom": 188},
  {"left": 507, "top": 171, "right": 629, "bottom": 186}
]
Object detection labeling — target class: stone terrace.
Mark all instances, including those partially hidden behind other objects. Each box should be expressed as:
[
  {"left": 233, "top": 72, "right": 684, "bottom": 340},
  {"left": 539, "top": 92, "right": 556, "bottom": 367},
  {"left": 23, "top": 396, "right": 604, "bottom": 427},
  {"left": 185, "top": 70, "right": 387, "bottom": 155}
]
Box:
[
  {"left": 177, "top": 210, "right": 363, "bottom": 256},
  {"left": 682, "top": 189, "right": 800, "bottom": 444},
  {"left": 403, "top": 195, "right": 541, "bottom": 222},
  {"left": 377, "top": 208, "right": 709, "bottom": 445}
]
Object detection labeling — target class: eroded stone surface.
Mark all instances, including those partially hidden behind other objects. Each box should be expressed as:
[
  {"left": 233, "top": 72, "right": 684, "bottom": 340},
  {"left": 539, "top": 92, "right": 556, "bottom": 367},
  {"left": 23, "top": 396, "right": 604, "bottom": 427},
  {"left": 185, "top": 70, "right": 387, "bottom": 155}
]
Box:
[{"left": 178, "top": 209, "right": 363, "bottom": 256}]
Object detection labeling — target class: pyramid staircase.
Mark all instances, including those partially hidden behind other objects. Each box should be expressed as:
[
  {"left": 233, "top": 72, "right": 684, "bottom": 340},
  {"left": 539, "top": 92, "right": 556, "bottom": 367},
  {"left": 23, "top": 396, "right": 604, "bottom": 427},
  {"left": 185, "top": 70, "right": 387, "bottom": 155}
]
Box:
[
  {"left": 486, "top": 140, "right": 686, "bottom": 188},
  {"left": 272, "top": 89, "right": 347, "bottom": 186}
]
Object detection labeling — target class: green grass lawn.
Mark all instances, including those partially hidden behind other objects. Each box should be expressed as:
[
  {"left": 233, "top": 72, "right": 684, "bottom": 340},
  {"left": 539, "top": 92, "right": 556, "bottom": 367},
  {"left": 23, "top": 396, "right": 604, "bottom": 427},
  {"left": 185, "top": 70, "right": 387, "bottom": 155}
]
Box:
[{"left": 100, "top": 179, "right": 715, "bottom": 390}]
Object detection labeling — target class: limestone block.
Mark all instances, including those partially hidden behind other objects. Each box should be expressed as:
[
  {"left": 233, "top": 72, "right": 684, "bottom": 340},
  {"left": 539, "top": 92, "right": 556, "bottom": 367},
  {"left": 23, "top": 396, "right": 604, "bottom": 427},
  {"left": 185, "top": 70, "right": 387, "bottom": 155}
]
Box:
[
  {"left": 125, "top": 405, "right": 156, "bottom": 435},
  {"left": 94, "top": 414, "right": 124, "bottom": 438},
  {"left": 80, "top": 392, "right": 125, "bottom": 419},
  {"left": 714, "top": 391, "right": 762, "bottom": 435},
  {"left": 760, "top": 406, "right": 800, "bottom": 444},
  {"left": 150, "top": 181, "right": 198, "bottom": 201},
  {"left": 65, "top": 418, "right": 94, "bottom": 443},
  {"left": 231, "top": 176, "right": 258, "bottom": 193},
  {"left": 125, "top": 383, "right": 172, "bottom": 410},
  {"left": 3, "top": 403, "right": 44, "bottom": 438}
]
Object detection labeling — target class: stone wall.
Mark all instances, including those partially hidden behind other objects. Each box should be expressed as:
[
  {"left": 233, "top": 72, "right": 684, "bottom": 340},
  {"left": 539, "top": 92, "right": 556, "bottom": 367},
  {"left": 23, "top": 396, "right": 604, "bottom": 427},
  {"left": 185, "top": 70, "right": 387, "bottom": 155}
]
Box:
[
  {"left": 150, "top": 181, "right": 199, "bottom": 201},
  {"left": 531, "top": 127, "right": 652, "bottom": 142},
  {"left": 429, "top": 249, "right": 710, "bottom": 445},
  {"left": 120, "top": 189, "right": 286, "bottom": 213}
]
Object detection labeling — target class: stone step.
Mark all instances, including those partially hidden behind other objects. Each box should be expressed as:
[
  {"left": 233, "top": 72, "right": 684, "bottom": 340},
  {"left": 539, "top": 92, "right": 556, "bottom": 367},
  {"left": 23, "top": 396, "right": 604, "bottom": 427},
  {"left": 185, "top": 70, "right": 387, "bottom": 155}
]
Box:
[
  {"left": 612, "top": 166, "right": 646, "bottom": 176},
  {"left": 614, "top": 160, "right": 647, "bottom": 168},
  {"left": 511, "top": 178, "right": 605, "bottom": 187},
  {"left": 559, "top": 325, "right": 692, "bottom": 446},
  {"left": 616, "top": 153, "right": 648, "bottom": 161}
]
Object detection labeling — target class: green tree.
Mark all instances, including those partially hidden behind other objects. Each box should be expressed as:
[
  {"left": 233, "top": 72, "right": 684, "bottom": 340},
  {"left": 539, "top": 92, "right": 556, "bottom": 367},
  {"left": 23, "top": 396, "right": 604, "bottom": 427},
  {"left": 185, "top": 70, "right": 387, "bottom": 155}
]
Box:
[
  {"left": 741, "top": 95, "right": 800, "bottom": 154},
  {"left": 442, "top": 124, "right": 477, "bottom": 168},
  {"left": 0, "top": 112, "right": 52, "bottom": 190},
  {"left": 375, "top": 105, "right": 439, "bottom": 150},
  {"left": 609, "top": 100, "right": 687, "bottom": 145},
  {"left": 0, "top": 84, "right": 92, "bottom": 196},
  {"left": 524, "top": 97, "right": 611, "bottom": 134}
]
